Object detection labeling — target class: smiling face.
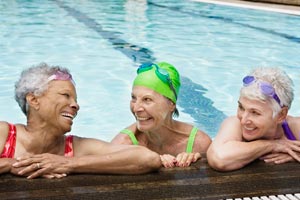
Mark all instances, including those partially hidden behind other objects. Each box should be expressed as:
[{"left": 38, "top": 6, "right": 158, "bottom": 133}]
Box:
[
  {"left": 36, "top": 80, "right": 79, "bottom": 133},
  {"left": 130, "top": 86, "right": 175, "bottom": 132},
  {"left": 237, "top": 96, "right": 281, "bottom": 141}
]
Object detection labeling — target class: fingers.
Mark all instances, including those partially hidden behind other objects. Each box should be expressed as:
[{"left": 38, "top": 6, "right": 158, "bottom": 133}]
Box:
[
  {"left": 26, "top": 168, "right": 47, "bottom": 179},
  {"left": 176, "top": 153, "right": 201, "bottom": 167},
  {"left": 16, "top": 162, "right": 44, "bottom": 177},
  {"left": 260, "top": 153, "right": 279, "bottom": 160},
  {"left": 262, "top": 153, "right": 295, "bottom": 164},
  {"left": 43, "top": 174, "right": 67, "bottom": 179},
  {"left": 160, "top": 154, "right": 177, "bottom": 168},
  {"left": 193, "top": 152, "right": 201, "bottom": 162},
  {"left": 287, "top": 149, "right": 300, "bottom": 163},
  {"left": 274, "top": 156, "right": 294, "bottom": 164},
  {"left": 13, "top": 157, "right": 41, "bottom": 168},
  {"left": 263, "top": 154, "right": 285, "bottom": 163}
]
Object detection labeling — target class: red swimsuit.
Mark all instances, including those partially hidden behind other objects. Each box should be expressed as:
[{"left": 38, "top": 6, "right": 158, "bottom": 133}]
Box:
[{"left": 0, "top": 123, "right": 74, "bottom": 158}]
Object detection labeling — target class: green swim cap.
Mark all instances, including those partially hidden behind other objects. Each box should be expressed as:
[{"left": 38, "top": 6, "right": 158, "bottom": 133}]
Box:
[{"left": 133, "top": 62, "right": 181, "bottom": 103}]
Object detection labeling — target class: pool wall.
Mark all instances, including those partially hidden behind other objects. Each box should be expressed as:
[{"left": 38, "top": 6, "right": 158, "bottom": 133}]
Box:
[{"left": 245, "top": 0, "right": 300, "bottom": 6}]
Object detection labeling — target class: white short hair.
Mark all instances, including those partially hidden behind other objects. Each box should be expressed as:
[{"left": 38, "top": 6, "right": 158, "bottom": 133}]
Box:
[{"left": 240, "top": 67, "right": 294, "bottom": 117}]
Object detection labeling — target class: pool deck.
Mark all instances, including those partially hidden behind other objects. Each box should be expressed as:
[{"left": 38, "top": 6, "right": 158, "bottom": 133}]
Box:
[
  {"left": 0, "top": 156, "right": 299, "bottom": 199},
  {"left": 193, "top": 0, "right": 300, "bottom": 15}
]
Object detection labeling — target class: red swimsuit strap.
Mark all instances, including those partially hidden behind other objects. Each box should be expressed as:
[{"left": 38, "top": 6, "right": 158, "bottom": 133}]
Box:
[
  {"left": 0, "top": 123, "right": 17, "bottom": 158},
  {"left": 1, "top": 125, "right": 73, "bottom": 158},
  {"left": 64, "top": 135, "right": 74, "bottom": 157}
]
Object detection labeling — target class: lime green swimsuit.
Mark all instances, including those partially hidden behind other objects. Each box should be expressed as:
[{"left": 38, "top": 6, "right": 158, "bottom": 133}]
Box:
[{"left": 120, "top": 127, "right": 198, "bottom": 153}]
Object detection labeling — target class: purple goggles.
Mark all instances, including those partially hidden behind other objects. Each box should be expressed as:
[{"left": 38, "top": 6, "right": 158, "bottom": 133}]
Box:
[
  {"left": 48, "top": 71, "right": 75, "bottom": 85},
  {"left": 243, "top": 75, "right": 282, "bottom": 107}
]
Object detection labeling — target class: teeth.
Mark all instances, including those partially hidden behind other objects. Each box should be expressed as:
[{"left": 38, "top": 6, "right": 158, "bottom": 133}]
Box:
[
  {"left": 244, "top": 126, "right": 255, "bottom": 131},
  {"left": 62, "top": 113, "right": 74, "bottom": 119},
  {"left": 136, "top": 117, "right": 148, "bottom": 121}
]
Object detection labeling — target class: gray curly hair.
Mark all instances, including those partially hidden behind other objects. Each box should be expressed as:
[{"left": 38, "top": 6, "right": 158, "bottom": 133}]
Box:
[
  {"left": 240, "top": 67, "right": 294, "bottom": 117},
  {"left": 15, "top": 62, "right": 72, "bottom": 115}
]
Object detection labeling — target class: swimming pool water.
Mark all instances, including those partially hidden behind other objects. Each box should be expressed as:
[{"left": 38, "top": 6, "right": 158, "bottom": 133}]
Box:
[{"left": 1, "top": 0, "right": 299, "bottom": 141}]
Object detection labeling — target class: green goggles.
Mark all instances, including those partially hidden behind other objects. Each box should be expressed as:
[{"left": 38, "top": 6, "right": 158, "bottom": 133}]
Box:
[{"left": 137, "top": 63, "right": 177, "bottom": 100}]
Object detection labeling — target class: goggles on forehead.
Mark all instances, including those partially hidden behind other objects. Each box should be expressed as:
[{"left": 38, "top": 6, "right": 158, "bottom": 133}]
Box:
[
  {"left": 48, "top": 71, "right": 75, "bottom": 85},
  {"left": 137, "top": 63, "right": 177, "bottom": 100},
  {"left": 243, "top": 75, "right": 282, "bottom": 107}
]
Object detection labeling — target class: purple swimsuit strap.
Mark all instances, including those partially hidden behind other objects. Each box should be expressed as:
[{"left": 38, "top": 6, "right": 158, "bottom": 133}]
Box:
[{"left": 281, "top": 120, "right": 297, "bottom": 140}]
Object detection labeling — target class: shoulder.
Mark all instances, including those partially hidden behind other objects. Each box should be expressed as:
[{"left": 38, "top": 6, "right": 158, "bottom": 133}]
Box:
[
  {"left": 218, "top": 116, "right": 241, "bottom": 132},
  {"left": 213, "top": 116, "right": 242, "bottom": 143},
  {"left": 0, "top": 121, "right": 9, "bottom": 128},
  {"left": 286, "top": 115, "right": 300, "bottom": 125},
  {"left": 0, "top": 121, "right": 10, "bottom": 138},
  {"left": 72, "top": 136, "right": 106, "bottom": 146},
  {"left": 111, "top": 124, "right": 138, "bottom": 145},
  {"left": 222, "top": 116, "right": 240, "bottom": 124},
  {"left": 0, "top": 121, "right": 10, "bottom": 152},
  {"left": 175, "top": 121, "right": 211, "bottom": 152},
  {"left": 286, "top": 115, "right": 300, "bottom": 140},
  {"left": 111, "top": 133, "right": 136, "bottom": 145},
  {"left": 192, "top": 128, "right": 211, "bottom": 153},
  {"left": 72, "top": 136, "right": 108, "bottom": 155}
]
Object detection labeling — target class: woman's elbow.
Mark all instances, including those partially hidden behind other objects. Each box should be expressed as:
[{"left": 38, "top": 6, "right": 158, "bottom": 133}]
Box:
[
  {"left": 134, "top": 147, "right": 161, "bottom": 173},
  {"left": 207, "top": 146, "right": 233, "bottom": 172},
  {"left": 143, "top": 150, "right": 161, "bottom": 171}
]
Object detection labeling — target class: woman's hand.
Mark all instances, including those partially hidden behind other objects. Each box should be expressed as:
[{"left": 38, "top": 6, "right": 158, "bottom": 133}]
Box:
[
  {"left": 273, "top": 140, "right": 300, "bottom": 162},
  {"left": 12, "top": 153, "right": 71, "bottom": 179},
  {"left": 260, "top": 152, "right": 296, "bottom": 164},
  {"left": 176, "top": 152, "right": 201, "bottom": 167},
  {"left": 160, "top": 154, "right": 177, "bottom": 168},
  {"left": 0, "top": 158, "right": 17, "bottom": 174}
]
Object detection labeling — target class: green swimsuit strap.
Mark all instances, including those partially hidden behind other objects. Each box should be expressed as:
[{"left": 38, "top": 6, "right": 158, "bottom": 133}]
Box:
[
  {"left": 120, "top": 129, "right": 139, "bottom": 145},
  {"left": 186, "top": 127, "right": 198, "bottom": 153}
]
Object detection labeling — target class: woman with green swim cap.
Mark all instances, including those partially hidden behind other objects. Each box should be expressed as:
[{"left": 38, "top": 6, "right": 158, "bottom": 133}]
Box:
[{"left": 111, "top": 62, "right": 212, "bottom": 168}]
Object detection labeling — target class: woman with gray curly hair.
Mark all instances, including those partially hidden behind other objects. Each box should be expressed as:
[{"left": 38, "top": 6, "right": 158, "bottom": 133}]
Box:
[
  {"left": 207, "top": 67, "right": 300, "bottom": 171},
  {"left": 0, "top": 63, "right": 161, "bottom": 179}
]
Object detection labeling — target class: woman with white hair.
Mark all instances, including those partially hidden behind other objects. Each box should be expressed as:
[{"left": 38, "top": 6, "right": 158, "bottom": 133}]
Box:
[
  {"left": 207, "top": 67, "right": 300, "bottom": 171},
  {"left": 0, "top": 63, "right": 161, "bottom": 179}
]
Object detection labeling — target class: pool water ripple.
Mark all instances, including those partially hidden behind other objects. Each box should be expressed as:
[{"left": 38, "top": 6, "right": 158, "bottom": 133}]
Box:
[{"left": 0, "top": 0, "right": 299, "bottom": 140}]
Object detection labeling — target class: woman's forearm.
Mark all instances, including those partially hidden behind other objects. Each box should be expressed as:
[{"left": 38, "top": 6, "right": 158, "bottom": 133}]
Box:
[
  {"left": 69, "top": 147, "right": 161, "bottom": 174},
  {"left": 207, "top": 140, "right": 274, "bottom": 171}
]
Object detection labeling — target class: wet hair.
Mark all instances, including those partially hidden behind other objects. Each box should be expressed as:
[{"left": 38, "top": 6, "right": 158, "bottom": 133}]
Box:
[
  {"left": 173, "top": 107, "right": 179, "bottom": 117},
  {"left": 240, "top": 67, "right": 294, "bottom": 117},
  {"left": 15, "top": 62, "right": 72, "bottom": 115}
]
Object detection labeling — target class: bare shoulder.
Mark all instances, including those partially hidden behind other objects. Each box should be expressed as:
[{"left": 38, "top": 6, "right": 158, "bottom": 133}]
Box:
[
  {"left": 111, "top": 133, "right": 135, "bottom": 144},
  {"left": 286, "top": 115, "right": 300, "bottom": 140},
  {"left": 222, "top": 116, "right": 240, "bottom": 124},
  {"left": 0, "top": 121, "right": 10, "bottom": 152},
  {"left": 194, "top": 129, "right": 212, "bottom": 153},
  {"left": 111, "top": 123, "right": 137, "bottom": 145},
  {"left": 287, "top": 115, "right": 300, "bottom": 125},
  {"left": 72, "top": 136, "right": 108, "bottom": 156},
  {"left": 178, "top": 121, "right": 211, "bottom": 153},
  {"left": 213, "top": 116, "right": 242, "bottom": 143},
  {"left": 72, "top": 135, "right": 142, "bottom": 156},
  {"left": 0, "top": 121, "right": 10, "bottom": 139}
]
